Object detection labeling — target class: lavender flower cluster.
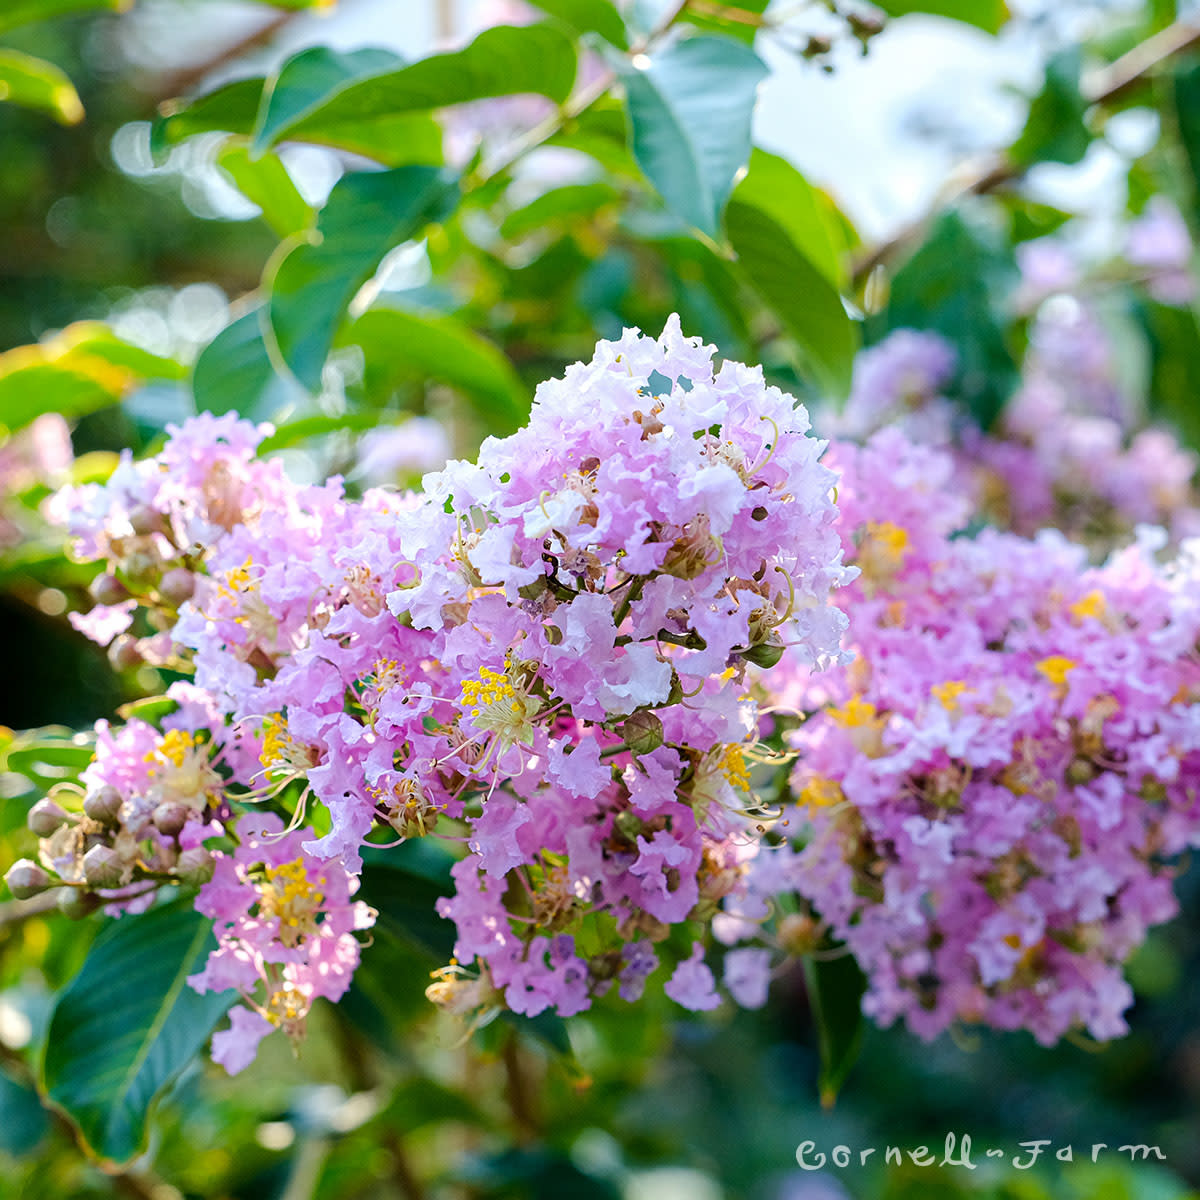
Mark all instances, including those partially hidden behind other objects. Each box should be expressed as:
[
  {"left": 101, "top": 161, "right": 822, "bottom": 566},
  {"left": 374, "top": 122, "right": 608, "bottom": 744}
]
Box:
[{"left": 11, "top": 314, "right": 1200, "bottom": 1071}]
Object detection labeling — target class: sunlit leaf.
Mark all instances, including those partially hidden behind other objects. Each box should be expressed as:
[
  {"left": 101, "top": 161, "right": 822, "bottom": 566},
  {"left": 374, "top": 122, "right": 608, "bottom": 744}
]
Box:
[
  {"left": 284, "top": 23, "right": 577, "bottom": 149},
  {"left": 872, "top": 0, "right": 1008, "bottom": 33},
  {"left": 216, "top": 141, "right": 313, "bottom": 238},
  {"left": 726, "top": 158, "right": 858, "bottom": 396},
  {"left": 343, "top": 306, "right": 528, "bottom": 431},
  {"left": 0, "top": 50, "right": 83, "bottom": 125},
  {"left": 619, "top": 35, "right": 766, "bottom": 236},
  {"left": 0, "top": 324, "right": 183, "bottom": 433},
  {"left": 528, "top": 0, "right": 628, "bottom": 48},
  {"left": 265, "top": 166, "right": 459, "bottom": 390},
  {"left": 0, "top": 0, "right": 129, "bottom": 35},
  {"left": 252, "top": 45, "right": 402, "bottom": 151}
]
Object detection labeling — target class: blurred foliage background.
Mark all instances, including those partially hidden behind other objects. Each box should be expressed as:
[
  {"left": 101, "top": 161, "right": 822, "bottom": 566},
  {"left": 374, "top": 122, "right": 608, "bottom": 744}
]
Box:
[{"left": 3, "top": 0, "right": 1200, "bottom": 1198}]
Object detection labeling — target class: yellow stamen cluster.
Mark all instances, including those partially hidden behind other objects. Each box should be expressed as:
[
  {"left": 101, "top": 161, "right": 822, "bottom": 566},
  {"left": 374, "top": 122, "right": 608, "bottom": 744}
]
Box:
[
  {"left": 218, "top": 556, "right": 255, "bottom": 600},
  {"left": 719, "top": 744, "right": 752, "bottom": 792},
  {"left": 931, "top": 680, "right": 970, "bottom": 712},
  {"left": 1069, "top": 590, "right": 1106, "bottom": 623},
  {"left": 460, "top": 661, "right": 518, "bottom": 717},
  {"left": 1036, "top": 656, "right": 1077, "bottom": 688},
  {"left": 264, "top": 985, "right": 307, "bottom": 1030},
  {"left": 145, "top": 728, "right": 197, "bottom": 770},
  {"left": 799, "top": 776, "right": 844, "bottom": 810},
  {"left": 827, "top": 694, "right": 888, "bottom": 757},
  {"left": 857, "top": 521, "right": 910, "bottom": 584},
  {"left": 259, "top": 857, "right": 324, "bottom": 946}
]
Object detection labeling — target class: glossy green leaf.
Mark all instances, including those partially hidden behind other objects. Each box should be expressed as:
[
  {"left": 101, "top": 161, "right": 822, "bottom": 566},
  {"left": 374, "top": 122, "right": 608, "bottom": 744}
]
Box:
[
  {"left": 620, "top": 35, "right": 766, "bottom": 236},
  {"left": 1010, "top": 48, "right": 1090, "bottom": 167},
  {"left": 285, "top": 23, "right": 577, "bottom": 148},
  {"left": 42, "top": 902, "right": 235, "bottom": 1163},
  {"left": 873, "top": 0, "right": 1008, "bottom": 33},
  {"left": 681, "top": 0, "right": 769, "bottom": 44},
  {"left": 357, "top": 843, "right": 456, "bottom": 963},
  {"left": 803, "top": 952, "right": 867, "bottom": 1107},
  {"left": 736, "top": 148, "right": 849, "bottom": 288},
  {"left": 192, "top": 308, "right": 279, "bottom": 417},
  {"left": 151, "top": 77, "right": 264, "bottom": 157},
  {"left": 882, "top": 209, "right": 1018, "bottom": 429},
  {"left": 0, "top": 0, "right": 128, "bottom": 34},
  {"left": 216, "top": 142, "right": 312, "bottom": 238},
  {"left": 0, "top": 1069, "right": 49, "bottom": 1156},
  {"left": 0, "top": 50, "right": 83, "bottom": 125},
  {"left": 726, "top": 178, "right": 858, "bottom": 397},
  {"left": 293, "top": 110, "right": 445, "bottom": 167},
  {"left": 0, "top": 324, "right": 182, "bottom": 432},
  {"left": 528, "top": 0, "right": 628, "bottom": 48},
  {"left": 344, "top": 307, "right": 528, "bottom": 431},
  {"left": 252, "top": 45, "right": 402, "bottom": 151},
  {"left": 266, "top": 166, "right": 459, "bottom": 390}
]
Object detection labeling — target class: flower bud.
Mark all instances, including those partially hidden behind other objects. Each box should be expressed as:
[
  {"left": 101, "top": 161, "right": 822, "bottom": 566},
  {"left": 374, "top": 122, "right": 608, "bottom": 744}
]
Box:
[
  {"left": 158, "top": 568, "right": 195, "bottom": 606},
  {"left": 777, "top": 913, "right": 822, "bottom": 956},
  {"left": 122, "top": 549, "right": 158, "bottom": 587},
  {"left": 741, "top": 638, "right": 785, "bottom": 669},
  {"left": 108, "top": 634, "right": 142, "bottom": 672},
  {"left": 28, "top": 798, "right": 72, "bottom": 837},
  {"left": 5, "top": 859, "right": 52, "bottom": 900},
  {"left": 174, "top": 847, "right": 214, "bottom": 885},
  {"left": 152, "top": 802, "right": 189, "bottom": 838},
  {"left": 84, "top": 785, "right": 123, "bottom": 825},
  {"left": 128, "top": 504, "right": 161, "bottom": 536},
  {"left": 56, "top": 887, "right": 100, "bottom": 919},
  {"left": 88, "top": 572, "right": 128, "bottom": 606},
  {"left": 82, "top": 844, "right": 125, "bottom": 889},
  {"left": 620, "top": 710, "right": 663, "bottom": 757}
]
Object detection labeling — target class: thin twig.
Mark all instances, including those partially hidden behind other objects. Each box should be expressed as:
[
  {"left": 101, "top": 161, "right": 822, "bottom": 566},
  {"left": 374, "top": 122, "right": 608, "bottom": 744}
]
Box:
[{"left": 849, "top": 20, "right": 1200, "bottom": 287}]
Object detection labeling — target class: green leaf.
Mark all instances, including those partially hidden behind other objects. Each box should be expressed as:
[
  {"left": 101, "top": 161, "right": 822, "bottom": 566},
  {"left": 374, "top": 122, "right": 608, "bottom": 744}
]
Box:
[
  {"left": 252, "top": 45, "right": 402, "bottom": 151},
  {"left": 0, "top": 1069, "right": 49, "bottom": 1156},
  {"left": 1143, "top": 299, "right": 1200, "bottom": 450},
  {"left": 736, "top": 148, "right": 849, "bottom": 288},
  {"left": 803, "top": 952, "right": 866, "bottom": 1107},
  {"left": 256, "top": 410, "right": 412, "bottom": 452},
  {"left": 1010, "top": 48, "right": 1090, "bottom": 168},
  {"left": 216, "top": 141, "right": 312, "bottom": 238},
  {"left": 151, "top": 77, "right": 264, "bottom": 157},
  {"left": 265, "top": 166, "right": 459, "bottom": 390},
  {"left": 292, "top": 110, "right": 445, "bottom": 167},
  {"left": 528, "top": 0, "right": 628, "bottom": 48},
  {"left": 619, "top": 35, "right": 766, "bottom": 236},
  {"left": 192, "top": 308, "right": 280, "bottom": 417},
  {"left": 358, "top": 848, "right": 456, "bottom": 963},
  {"left": 501, "top": 181, "right": 620, "bottom": 240},
  {"left": 0, "top": 49, "right": 83, "bottom": 125},
  {"left": 42, "top": 902, "right": 235, "bottom": 1163},
  {"left": 872, "top": 0, "right": 1008, "bottom": 33},
  {"left": 344, "top": 307, "right": 528, "bottom": 431},
  {"left": 726, "top": 172, "right": 858, "bottom": 396},
  {"left": 0, "top": 0, "right": 128, "bottom": 34},
  {"left": 1171, "top": 61, "right": 1200, "bottom": 230},
  {"left": 6, "top": 730, "right": 94, "bottom": 793},
  {"left": 0, "top": 324, "right": 184, "bottom": 432},
  {"left": 882, "top": 209, "right": 1018, "bottom": 429},
  {"left": 681, "top": 0, "right": 769, "bottom": 44},
  {"left": 285, "top": 23, "right": 578, "bottom": 148}
]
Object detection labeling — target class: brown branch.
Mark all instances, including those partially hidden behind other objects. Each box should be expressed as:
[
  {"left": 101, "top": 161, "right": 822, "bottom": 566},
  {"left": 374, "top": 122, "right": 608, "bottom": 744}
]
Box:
[
  {"left": 151, "top": 11, "right": 299, "bottom": 104},
  {"left": 850, "top": 19, "right": 1200, "bottom": 287},
  {"left": 0, "top": 891, "right": 61, "bottom": 929}
]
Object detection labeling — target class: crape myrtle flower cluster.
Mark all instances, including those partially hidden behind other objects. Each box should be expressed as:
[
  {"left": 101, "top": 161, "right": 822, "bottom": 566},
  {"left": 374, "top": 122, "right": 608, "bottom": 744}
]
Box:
[
  {"left": 831, "top": 205, "right": 1200, "bottom": 554},
  {"left": 19, "top": 317, "right": 854, "bottom": 1072},
  {"left": 741, "top": 428, "right": 1200, "bottom": 1044}
]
